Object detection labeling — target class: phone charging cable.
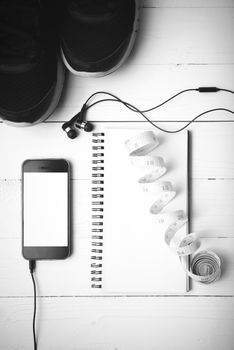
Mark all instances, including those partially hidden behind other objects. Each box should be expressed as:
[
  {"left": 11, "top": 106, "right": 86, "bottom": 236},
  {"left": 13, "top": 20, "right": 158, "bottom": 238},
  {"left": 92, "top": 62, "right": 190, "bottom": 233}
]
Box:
[{"left": 29, "top": 260, "right": 37, "bottom": 350}]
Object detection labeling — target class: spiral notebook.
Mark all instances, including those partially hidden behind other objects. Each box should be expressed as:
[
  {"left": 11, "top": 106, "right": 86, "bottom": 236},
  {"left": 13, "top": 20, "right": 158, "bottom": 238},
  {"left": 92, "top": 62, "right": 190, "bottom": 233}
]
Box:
[{"left": 89, "top": 129, "right": 189, "bottom": 294}]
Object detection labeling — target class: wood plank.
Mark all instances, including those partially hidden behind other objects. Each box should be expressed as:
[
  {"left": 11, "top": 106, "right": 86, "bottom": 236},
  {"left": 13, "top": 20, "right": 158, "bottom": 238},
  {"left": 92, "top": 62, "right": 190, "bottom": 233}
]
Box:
[
  {"left": 190, "top": 125, "right": 234, "bottom": 178},
  {"left": 1, "top": 122, "right": 234, "bottom": 179},
  {"left": 1, "top": 179, "right": 234, "bottom": 240},
  {"left": 0, "top": 297, "right": 234, "bottom": 350},
  {"left": 0, "top": 3, "right": 233, "bottom": 349},
  {"left": 132, "top": 8, "right": 234, "bottom": 65},
  {"left": 1, "top": 178, "right": 233, "bottom": 296},
  {"left": 0, "top": 123, "right": 92, "bottom": 180},
  {"left": 191, "top": 180, "right": 234, "bottom": 237},
  {"left": 55, "top": 65, "right": 234, "bottom": 123},
  {"left": 0, "top": 235, "right": 233, "bottom": 296},
  {"left": 144, "top": 0, "right": 234, "bottom": 8}
]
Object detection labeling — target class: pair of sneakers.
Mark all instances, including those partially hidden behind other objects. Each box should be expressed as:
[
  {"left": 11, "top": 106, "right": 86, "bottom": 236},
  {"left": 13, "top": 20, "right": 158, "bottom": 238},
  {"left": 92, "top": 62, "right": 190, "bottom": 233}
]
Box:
[{"left": 0, "top": 0, "right": 140, "bottom": 126}]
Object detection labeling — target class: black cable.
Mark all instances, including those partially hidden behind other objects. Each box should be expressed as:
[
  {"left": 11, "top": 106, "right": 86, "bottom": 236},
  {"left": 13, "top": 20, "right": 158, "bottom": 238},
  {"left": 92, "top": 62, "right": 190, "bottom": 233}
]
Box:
[
  {"left": 29, "top": 260, "right": 37, "bottom": 350},
  {"left": 62, "top": 87, "right": 234, "bottom": 138},
  {"left": 84, "top": 88, "right": 197, "bottom": 109},
  {"left": 83, "top": 88, "right": 234, "bottom": 133},
  {"left": 85, "top": 87, "right": 234, "bottom": 113},
  {"left": 86, "top": 89, "right": 199, "bottom": 113},
  {"left": 85, "top": 99, "right": 234, "bottom": 133}
]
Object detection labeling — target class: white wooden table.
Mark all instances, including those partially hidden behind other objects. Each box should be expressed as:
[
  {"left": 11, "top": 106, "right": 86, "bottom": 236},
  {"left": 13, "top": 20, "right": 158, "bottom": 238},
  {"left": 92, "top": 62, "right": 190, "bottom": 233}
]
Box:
[{"left": 1, "top": 1, "right": 234, "bottom": 349}]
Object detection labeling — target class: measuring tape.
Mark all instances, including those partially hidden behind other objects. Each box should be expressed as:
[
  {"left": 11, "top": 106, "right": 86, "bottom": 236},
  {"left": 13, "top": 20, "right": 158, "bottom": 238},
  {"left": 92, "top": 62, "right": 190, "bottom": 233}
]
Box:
[
  {"left": 125, "top": 131, "right": 221, "bottom": 284},
  {"left": 131, "top": 155, "right": 167, "bottom": 182},
  {"left": 125, "top": 130, "right": 159, "bottom": 155}
]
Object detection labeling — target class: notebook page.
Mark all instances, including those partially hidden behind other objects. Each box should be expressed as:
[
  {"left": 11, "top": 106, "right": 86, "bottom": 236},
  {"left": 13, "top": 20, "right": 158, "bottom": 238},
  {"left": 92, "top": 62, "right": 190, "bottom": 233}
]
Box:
[{"left": 102, "top": 129, "right": 188, "bottom": 294}]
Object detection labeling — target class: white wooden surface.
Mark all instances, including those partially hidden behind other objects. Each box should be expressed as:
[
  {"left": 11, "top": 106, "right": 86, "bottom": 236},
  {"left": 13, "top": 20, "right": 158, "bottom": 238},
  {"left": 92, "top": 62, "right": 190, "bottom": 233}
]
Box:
[{"left": 1, "top": 0, "right": 234, "bottom": 349}]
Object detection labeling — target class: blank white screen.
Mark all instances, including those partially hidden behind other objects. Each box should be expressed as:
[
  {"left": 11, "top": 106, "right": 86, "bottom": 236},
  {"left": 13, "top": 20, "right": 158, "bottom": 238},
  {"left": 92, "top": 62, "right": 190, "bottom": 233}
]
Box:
[{"left": 24, "top": 172, "right": 68, "bottom": 247}]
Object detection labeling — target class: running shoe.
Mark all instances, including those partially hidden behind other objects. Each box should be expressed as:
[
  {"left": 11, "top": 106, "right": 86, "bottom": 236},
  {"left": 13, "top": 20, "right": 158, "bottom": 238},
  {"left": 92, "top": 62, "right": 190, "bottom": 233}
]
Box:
[
  {"left": 61, "top": 0, "right": 140, "bottom": 77},
  {"left": 0, "top": 0, "right": 65, "bottom": 126}
]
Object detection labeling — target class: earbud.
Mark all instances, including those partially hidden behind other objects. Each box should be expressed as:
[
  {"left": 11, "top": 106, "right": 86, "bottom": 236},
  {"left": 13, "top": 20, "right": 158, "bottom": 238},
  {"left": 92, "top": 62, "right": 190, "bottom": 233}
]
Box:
[
  {"left": 62, "top": 105, "right": 94, "bottom": 139},
  {"left": 76, "top": 120, "right": 94, "bottom": 132},
  {"left": 62, "top": 121, "right": 78, "bottom": 139}
]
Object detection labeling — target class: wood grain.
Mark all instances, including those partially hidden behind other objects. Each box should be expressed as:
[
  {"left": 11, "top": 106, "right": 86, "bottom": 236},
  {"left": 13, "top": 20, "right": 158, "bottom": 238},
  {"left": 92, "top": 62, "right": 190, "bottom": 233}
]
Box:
[
  {"left": 54, "top": 65, "right": 234, "bottom": 123},
  {"left": 132, "top": 8, "right": 234, "bottom": 65},
  {"left": 0, "top": 237, "right": 233, "bottom": 296},
  {"left": 1, "top": 178, "right": 234, "bottom": 240},
  {"left": 1, "top": 122, "right": 234, "bottom": 179},
  {"left": 1, "top": 1, "right": 234, "bottom": 348},
  {"left": 0, "top": 297, "right": 234, "bottom": 350},
  {"left": 0, "top": 178, "right": 234, "bottom": 297}
]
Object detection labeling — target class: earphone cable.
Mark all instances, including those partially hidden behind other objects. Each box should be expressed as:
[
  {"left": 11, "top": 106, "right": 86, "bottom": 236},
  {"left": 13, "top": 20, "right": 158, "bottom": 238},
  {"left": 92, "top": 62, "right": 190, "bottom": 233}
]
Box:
[
  {"left": 83, "top": 88, "right": 234, "bottom": 133},
  {"left": 84, "top": 88, "right": 234, "bottom": 112},
  {"left": 85, "top": 88, "right": 199, "bottom": 114}
]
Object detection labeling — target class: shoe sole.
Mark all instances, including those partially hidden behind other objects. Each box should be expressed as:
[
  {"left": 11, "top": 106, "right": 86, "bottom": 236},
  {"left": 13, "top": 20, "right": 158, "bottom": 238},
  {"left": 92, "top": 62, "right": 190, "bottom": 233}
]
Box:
[
  {"left": 61, "top": 0, "right": 141, "bottom": 77},
  {"left": 2, "top": 58, "right": 65, "bottom": 127}
]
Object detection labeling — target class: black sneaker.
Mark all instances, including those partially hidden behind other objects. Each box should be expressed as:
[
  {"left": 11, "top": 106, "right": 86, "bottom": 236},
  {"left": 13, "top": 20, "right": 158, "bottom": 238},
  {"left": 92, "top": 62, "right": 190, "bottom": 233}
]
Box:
[
  {"left": 0, "top": 0, "right": 65, "bottom": 126},
  {"left": 61, "top": 0, "right": 140, "bottom": 77}
]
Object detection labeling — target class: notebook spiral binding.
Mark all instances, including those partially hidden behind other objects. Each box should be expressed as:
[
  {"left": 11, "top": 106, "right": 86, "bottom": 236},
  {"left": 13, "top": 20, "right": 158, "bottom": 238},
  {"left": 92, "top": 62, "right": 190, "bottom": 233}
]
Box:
[{"left": 91, "top": 132, "right": 105, "bottom": 288}]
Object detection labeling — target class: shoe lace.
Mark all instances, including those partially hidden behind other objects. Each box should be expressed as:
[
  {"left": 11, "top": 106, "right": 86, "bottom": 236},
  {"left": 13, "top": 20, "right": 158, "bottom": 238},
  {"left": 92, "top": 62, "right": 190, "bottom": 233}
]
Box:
[
  {"left": 0, "top": 0, "right": 40, "bottom": 64},
  {"left": 71, "top": 0, "right": 118, "bottom": 15}
]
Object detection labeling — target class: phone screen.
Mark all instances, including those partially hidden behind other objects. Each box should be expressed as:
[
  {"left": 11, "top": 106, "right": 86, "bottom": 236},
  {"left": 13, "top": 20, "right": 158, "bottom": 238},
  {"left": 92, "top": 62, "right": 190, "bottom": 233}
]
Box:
[{"left": 23, "top": 172, "right": 68, "bottom": 247}]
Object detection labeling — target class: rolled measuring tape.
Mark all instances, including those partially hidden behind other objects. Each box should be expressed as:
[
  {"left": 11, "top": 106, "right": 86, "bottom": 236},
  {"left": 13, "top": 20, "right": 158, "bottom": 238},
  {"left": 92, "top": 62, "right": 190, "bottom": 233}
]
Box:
[
  {"left": 156, "top": 210, "right": 221, "bottom": 283},
  {"left": 125, "top": 131, "right": 159, "bottom": 156},
  {"left": 186, "top": 250, "right": 221, "bottom": 283},
  {"left": 131, "top": 156, "right": 167, "bottom": 183},
  {"left": 125, "top": 131, "right": 221, "bottom": 284}
]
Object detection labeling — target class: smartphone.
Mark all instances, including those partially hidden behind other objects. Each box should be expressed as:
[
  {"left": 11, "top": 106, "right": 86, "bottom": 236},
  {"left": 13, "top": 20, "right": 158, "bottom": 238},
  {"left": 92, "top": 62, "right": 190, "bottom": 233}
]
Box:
[{"left": 22, "top": 159, "right": 71, "bottom": 260}]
